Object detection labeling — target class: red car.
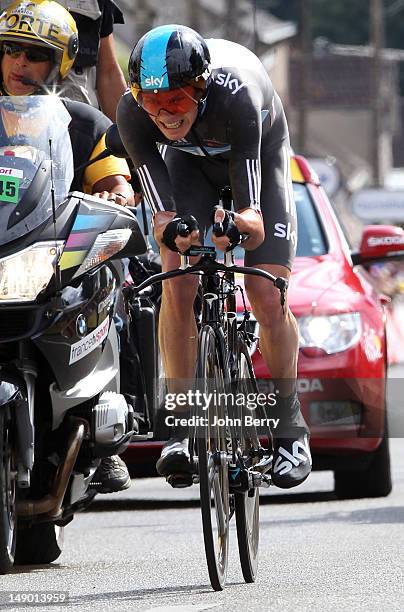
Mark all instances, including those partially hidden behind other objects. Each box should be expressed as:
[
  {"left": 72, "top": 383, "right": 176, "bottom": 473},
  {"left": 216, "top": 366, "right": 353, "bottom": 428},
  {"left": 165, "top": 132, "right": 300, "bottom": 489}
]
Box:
[{"left": 123, "top": 155, "right": 403, "bottom": 499}]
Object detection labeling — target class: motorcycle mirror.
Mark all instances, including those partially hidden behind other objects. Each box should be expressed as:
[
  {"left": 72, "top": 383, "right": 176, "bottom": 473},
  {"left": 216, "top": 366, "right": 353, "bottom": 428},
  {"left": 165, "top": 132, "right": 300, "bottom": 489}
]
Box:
[{"left": 105, "top": 124, "right": 128, "bottom": 159}]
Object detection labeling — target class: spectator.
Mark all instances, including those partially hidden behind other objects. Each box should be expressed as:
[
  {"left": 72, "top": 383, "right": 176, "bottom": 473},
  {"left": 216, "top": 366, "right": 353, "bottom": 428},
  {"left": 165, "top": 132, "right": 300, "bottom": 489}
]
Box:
[{"left": 0, "top": 0, "right": 127, "bottom": 121}]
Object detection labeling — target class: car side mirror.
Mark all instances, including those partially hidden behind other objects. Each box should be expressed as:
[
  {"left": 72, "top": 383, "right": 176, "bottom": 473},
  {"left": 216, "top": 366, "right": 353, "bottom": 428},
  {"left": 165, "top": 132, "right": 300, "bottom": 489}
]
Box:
[
  {"left": 104, "top": 124, "right": 128, "bottom": 159},
  {"left": 351, "top": 224, "right": 404, "bottom": 265}
]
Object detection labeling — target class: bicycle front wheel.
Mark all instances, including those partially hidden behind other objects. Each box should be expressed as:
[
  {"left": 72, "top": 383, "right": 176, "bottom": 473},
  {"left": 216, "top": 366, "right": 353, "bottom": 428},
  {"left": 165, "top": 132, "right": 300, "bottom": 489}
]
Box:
[
  {"left": 196, "top": 325, "right": 229, "bottom": 591},
  {"left": 234, "top": 343, "right": 260, "bottom": 583}
]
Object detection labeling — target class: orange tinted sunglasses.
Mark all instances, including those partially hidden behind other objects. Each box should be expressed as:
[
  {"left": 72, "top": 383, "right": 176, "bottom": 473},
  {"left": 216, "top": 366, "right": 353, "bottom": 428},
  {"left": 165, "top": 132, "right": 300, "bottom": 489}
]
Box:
[{"left": 132, "top": 85, "right": 200, "bottom": 116}]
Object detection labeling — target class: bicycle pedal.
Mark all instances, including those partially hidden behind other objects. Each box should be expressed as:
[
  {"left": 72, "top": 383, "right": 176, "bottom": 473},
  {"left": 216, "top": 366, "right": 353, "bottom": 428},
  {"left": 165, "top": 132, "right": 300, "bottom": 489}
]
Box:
[
  {"left": 249, "top": 471, "right": 271, "bottom": 488},
  {"left": 166, "top": 473, "right": 193, "bottom": 488}
]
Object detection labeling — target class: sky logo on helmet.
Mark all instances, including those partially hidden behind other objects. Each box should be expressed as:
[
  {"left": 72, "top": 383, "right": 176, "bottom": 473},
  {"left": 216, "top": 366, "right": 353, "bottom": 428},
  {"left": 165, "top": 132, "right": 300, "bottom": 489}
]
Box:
[
  {"left": 140, "top": 25, "right": 172, "bottom": 90},
  {"left": 144, "top": 75, "right": 165, "bottom": 88}
]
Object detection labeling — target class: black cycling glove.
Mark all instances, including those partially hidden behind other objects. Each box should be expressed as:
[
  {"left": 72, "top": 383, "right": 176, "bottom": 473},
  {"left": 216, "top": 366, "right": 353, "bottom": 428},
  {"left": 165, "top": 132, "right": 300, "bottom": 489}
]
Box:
[
  {"left": 162, "top": 214, "right": 199, "bottom": 252},
  {"left": 212, "top": 206, "right": 242, "bottom": 252}
]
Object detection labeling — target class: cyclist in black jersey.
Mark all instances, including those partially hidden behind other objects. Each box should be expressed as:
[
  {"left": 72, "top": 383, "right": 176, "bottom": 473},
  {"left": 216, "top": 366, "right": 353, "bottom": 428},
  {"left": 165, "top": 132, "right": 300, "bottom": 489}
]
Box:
[
  {"left": 0, "top": 0, "right": 135, "bottom": 493},
  {"left": 117, "top": 24, "right": 312, "bottom": 489}
]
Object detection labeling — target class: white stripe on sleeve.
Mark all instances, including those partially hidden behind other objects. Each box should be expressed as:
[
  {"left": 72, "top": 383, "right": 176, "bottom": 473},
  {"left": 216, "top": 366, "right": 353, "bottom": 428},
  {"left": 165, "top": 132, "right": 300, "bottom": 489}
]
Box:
[
  {"left": 137, "top": 164, "right": 164, "bottom": 212},
  {"left": 246, "top": 158, "right": 261, "bottom": 209}
]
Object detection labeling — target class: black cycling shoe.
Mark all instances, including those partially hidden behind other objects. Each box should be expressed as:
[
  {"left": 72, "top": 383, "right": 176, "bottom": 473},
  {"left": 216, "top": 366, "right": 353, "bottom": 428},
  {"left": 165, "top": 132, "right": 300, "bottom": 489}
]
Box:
[
  {"left": 156, "top": 426, "right": 192, "bottom": 484},
  {"left": 91, "top": 455, "right": 131, "bottom": 494},
  {"left": 271, "top": 392, "right": 312, "bottom": 489}
]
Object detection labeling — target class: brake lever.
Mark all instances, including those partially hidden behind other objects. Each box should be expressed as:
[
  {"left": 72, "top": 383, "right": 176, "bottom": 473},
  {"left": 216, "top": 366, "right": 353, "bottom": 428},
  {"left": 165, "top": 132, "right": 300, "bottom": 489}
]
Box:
[
  {"left": 213, "top": 221, "right": 225, "bottom": 237},
  {"left": 178, "top": 222, "right": 190, "bottom": 237}
]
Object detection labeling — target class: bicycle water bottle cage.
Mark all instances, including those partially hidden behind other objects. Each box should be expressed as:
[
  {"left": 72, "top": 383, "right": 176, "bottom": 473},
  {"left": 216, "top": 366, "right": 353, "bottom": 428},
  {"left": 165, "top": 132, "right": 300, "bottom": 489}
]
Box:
[{"left": 162, "top": 214, "right": 199, "bottom": 252}]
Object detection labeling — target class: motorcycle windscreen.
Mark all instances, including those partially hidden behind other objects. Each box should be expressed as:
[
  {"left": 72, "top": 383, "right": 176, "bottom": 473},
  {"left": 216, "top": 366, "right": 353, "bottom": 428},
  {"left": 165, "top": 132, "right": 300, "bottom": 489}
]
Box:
[{"left": 0, "top": 96, "right": 73, "bottom": 246}]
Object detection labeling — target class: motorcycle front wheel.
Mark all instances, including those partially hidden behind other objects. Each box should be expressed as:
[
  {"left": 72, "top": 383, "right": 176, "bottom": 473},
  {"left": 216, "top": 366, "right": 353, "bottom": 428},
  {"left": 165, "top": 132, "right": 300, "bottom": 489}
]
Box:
[{"left": 0, "top": 408, "right": 17, "bottom": 574}]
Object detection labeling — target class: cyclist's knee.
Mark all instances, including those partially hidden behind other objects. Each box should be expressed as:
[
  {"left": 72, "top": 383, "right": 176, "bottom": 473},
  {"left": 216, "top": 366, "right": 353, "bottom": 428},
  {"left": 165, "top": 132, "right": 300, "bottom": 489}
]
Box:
[{"left": 246, "top": 278, "right": 288, "bottom": 328}]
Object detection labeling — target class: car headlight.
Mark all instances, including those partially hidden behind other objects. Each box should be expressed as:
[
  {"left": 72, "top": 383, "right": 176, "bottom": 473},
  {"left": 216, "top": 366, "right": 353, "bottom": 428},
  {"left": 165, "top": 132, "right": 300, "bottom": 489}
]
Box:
[
  {"left": 0, "top": 241, "right": 63, "bottom": 303},
  {"left": 298, "top": 312, "right": 362, "bottom": 354},
  {"left": 73, "top": 229, "right": 132, "bottom": 278}
]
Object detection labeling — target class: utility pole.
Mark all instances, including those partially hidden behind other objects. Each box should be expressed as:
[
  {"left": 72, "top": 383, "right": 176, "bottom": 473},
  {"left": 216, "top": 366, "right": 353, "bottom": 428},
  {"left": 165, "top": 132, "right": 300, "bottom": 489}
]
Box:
[
  {"left": 135, "top": 0, "right": 155, "bottom": 40},
  {"left": 187, "top": 0, "right": 201, "bottom": 31},
  {"left": 370, "top": 0, "right": 385, "bottom": 187},
  {"left": 297, "top": 0, "right": 311, "bottom": 154},
  {"left": 252, "top": 0, "right": 258, "bottom": 54},
  {"left": 225, "top": 0, "right": 237, "bottom": 41}
]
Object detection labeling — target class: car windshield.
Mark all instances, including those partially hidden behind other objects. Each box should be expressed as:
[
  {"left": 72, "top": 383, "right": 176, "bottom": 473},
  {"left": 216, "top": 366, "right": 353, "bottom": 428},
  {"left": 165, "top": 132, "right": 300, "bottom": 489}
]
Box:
[{"left": 0, "top": 96, "right": 73, "bottom": 246}]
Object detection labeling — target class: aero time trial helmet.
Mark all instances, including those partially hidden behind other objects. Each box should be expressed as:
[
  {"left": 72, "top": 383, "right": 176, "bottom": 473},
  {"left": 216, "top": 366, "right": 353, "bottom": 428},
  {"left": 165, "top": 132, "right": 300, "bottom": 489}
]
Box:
[{"left": 128, "top": 24, "right": 211, "bottom": 110}]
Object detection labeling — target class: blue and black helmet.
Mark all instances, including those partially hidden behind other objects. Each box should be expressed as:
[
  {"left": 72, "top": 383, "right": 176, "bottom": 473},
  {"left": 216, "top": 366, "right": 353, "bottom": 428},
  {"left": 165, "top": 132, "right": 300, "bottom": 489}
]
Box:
[{"left": 128, "top": 24, "right": 211, "bottom": 97}]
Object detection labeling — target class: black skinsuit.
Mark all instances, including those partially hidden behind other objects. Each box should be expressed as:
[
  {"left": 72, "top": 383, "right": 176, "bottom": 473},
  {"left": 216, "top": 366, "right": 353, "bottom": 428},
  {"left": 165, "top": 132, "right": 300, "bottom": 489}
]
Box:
[{"left": 117, "top": 38, "right": 297, "bottom": 269}]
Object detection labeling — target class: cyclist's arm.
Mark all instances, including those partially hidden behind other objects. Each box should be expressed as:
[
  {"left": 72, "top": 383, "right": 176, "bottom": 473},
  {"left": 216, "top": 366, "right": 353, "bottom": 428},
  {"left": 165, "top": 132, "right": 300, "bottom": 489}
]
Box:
[
  {"left": 228, "top": 87, "right": 263, "bottom": 214},
  {"left": 214, "top": 90, "right": 264, "bottom": 250},
  {"left": 117, "top": 92, "right": 176, "bottom": 213}
]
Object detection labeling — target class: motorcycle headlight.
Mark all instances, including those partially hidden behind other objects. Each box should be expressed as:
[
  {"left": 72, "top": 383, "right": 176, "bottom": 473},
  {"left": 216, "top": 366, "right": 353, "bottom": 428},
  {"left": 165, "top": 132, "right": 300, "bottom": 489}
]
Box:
[
  {"left": 0, "top": 241, "right": 63, "bottom": 302},
  {"left": 298, "top": 312, "right": 362, "bottom": 354},
  {"left": 73, "top": 229, "right": 132, "bottom": 278}
]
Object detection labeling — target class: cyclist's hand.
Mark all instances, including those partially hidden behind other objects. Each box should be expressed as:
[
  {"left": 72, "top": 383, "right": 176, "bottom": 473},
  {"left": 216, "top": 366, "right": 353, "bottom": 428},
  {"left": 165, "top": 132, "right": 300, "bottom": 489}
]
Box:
[
  {"left": 154, "top": 211, "right": 200, "bottom": 253},
  {"left": 212, "top": 207, "right": 264, "bottom": 252},
  {"left": 233, "top": 207, "right": 265, "bottom": 251}
]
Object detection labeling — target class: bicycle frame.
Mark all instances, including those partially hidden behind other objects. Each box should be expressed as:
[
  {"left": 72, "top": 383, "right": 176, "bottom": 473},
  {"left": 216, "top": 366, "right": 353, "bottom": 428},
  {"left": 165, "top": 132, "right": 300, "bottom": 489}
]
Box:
[{"left": 127, "top": 244, "right": 287, "bottom": 590}]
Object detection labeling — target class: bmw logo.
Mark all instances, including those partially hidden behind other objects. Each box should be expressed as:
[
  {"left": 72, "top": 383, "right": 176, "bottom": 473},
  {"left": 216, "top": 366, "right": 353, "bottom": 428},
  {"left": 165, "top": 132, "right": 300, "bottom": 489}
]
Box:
[{"left": 76, "top": 315, "right": 87, "bottom": 337}]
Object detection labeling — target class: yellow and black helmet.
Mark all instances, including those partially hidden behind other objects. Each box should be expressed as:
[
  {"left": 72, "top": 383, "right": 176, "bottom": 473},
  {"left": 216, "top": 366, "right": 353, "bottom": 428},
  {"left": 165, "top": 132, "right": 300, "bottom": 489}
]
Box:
[{"left": 0, "top": 0, "right": 78, "bottom": 81}]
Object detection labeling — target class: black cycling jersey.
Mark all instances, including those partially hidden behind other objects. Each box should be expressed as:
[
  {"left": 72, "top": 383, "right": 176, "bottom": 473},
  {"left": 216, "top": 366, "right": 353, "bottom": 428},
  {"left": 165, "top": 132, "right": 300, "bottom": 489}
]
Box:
[
  {"left": 118, "top": 39, "right": 287, "bottom": 213},
  {"left": 117, "top": 38, "right": 297, "bottom": 269}
]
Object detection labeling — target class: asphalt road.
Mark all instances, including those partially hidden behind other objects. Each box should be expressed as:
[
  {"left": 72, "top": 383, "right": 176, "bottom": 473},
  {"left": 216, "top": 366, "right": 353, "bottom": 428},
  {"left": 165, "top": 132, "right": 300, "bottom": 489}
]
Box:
[{"left": 2, "top": 367, "right": 404, "bottom": 612}]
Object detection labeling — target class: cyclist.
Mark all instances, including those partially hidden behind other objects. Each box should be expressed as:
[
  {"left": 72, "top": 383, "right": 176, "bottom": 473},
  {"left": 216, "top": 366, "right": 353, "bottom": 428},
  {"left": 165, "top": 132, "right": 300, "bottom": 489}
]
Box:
[
  {"left": 117, "top": 24, "right": 312, "bottom": 489},
  {"left": 0, "top": 0, "right": 134, "bottom": 492}
]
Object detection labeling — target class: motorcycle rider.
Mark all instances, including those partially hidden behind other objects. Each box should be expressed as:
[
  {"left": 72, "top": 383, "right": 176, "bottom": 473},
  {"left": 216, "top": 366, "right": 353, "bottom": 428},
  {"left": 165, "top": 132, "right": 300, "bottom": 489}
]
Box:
[{"left": 0, "top": 0, "right": 134, "bottom": 493}]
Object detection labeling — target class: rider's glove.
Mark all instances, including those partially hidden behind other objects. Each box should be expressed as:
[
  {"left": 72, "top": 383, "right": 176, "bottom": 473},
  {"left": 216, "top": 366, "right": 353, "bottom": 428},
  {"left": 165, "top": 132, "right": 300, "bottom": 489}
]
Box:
[
  {"left": 162, "top": 214, "right": 199, "bottom": 252},
  {"left": 212, "top": 206, "right": 242, "bottom": 252}
]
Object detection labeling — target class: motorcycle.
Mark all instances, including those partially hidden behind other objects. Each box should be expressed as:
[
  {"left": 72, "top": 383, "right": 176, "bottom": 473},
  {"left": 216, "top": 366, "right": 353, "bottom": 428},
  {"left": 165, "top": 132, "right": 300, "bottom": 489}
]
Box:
[{"left": 0, "top": 96, "right": 149, "bottom": 573}]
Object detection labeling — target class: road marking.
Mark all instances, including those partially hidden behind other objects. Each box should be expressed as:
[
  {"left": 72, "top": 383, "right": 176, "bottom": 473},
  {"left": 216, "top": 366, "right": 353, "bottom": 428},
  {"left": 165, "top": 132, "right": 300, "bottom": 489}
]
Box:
[{"left": 144, "top": 604, "right": 220, "bottom": 611}]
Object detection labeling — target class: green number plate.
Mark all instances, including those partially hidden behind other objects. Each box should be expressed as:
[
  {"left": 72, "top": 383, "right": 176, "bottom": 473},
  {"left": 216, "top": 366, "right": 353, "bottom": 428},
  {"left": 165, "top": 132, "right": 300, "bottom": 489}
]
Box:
[{"left": 0, "top": 175, "right": 20, "bottom": 203}]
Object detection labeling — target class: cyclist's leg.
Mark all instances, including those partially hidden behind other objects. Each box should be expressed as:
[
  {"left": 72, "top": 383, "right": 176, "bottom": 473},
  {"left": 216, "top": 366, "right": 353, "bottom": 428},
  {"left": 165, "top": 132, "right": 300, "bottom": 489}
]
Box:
[
  {"left": 244, "top": 140, "right": 311, "bottom": 489},
  {"left": 156, "top": 149, "right": 218, "bottom": 477}
]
